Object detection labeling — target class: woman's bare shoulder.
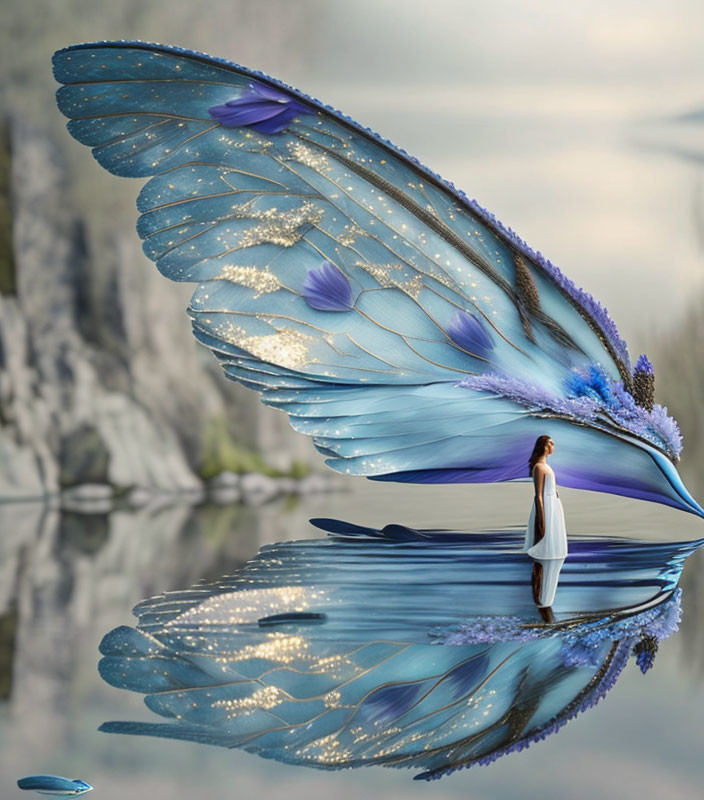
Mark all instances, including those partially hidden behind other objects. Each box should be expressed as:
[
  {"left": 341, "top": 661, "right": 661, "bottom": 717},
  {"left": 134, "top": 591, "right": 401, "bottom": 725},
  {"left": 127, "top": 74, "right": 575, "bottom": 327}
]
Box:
[{"left": 532, "top": 462, "right": 549, "bottom": 474}]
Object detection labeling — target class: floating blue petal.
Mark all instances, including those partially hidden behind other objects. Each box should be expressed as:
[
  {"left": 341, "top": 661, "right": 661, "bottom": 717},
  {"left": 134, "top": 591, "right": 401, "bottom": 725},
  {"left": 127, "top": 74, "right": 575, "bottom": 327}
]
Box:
[
  {"left": 447, "top": 311, "right": 493, "bottom": 358},
  {"left": 209, "top": 82, "right": 312, "bottom": 133},
  {"left": 17, "top": 775, "right": 92, "bottom": 796},
  {"left": 302, "top": 261, "right": 353, "bottom": 311}
]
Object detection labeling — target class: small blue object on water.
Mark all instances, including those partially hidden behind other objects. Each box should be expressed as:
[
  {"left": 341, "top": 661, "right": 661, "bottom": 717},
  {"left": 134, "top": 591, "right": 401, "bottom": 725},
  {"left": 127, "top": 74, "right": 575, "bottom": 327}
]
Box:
[
  {"left": 17, "top": 775, "right": 93, "bottom": 796},
  {"left": 258, "top": 612, "right": 327, "bottom": 628}
]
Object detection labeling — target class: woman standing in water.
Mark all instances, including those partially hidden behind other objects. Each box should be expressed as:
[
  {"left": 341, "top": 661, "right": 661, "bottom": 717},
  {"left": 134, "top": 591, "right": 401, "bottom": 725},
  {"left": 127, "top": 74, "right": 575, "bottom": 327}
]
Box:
[{"left": 524, "top": 435, "right": 568, "bottom": 616}]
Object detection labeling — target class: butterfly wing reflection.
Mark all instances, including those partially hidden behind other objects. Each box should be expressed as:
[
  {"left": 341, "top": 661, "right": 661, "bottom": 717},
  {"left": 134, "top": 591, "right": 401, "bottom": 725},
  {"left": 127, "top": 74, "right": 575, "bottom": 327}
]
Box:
[{"left": 98, "top": 523, "right": 696, "bottom": 780}]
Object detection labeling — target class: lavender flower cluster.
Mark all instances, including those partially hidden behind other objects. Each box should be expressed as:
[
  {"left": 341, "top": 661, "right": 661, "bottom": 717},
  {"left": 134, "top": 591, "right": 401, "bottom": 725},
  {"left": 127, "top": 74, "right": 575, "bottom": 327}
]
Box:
[
  {"left": 560, "top": 588, "right": 681, "bottom": 669},
  {"left": 457, "top": 364, "right": 682, "bottom": 459},
  {"left": 429, "top": 589, "right": 681, "bottom": 658},
  {"left": 634, "top": 353, "right": 654, "bottom": 375},
  {"left": 429, "top": 615, "right": 537, "bottom": 646}
]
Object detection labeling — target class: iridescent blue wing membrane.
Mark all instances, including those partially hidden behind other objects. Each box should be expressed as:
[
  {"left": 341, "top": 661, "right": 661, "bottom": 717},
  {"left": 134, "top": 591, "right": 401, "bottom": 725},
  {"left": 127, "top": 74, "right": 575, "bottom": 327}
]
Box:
[
  {"left": 99, "top": 626, "right": 620, "bottom": 777},
  {"left": 53, "top": 44, "right": 621, "bottom": 385},
  {"left": 53, "top": 41, "right": 703, "bottom": 515}
]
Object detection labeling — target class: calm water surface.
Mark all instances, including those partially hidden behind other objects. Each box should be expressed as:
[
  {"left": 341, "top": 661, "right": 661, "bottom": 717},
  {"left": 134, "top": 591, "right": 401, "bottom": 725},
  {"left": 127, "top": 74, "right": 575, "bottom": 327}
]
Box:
[{"left": 2, "top": 475, "right": 704, "bottom": 799}]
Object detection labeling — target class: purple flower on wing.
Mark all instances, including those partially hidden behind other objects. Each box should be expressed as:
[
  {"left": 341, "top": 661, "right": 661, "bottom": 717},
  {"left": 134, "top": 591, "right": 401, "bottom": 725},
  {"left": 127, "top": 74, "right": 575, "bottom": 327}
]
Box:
[
  {"left": 302, "top": 261, "right": 353, "bottom": 311},
  {"left": 633, "top": 635, "right": 658, "bottom": 674},
  {"left": 564, "top": 363, "right": 616, "bottom": 405},
  {"left": 634, "top": 353, "right": 654, "bottom": 375},
  {"left": 632, "top": 353, "right": 655, "bottom": 412},
  {"left": 447, "top": 311, "right": 494, "bottom": 358},
  {"left": 209, "top": 82, "right": 312, "bottom": 134}
]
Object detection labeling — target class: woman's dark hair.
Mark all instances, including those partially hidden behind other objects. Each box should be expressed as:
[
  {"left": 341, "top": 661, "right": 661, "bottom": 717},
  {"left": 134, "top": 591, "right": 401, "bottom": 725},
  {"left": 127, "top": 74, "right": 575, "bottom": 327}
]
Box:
[{"left": 528, "top": 435, "right": 551, "bottom": 475}]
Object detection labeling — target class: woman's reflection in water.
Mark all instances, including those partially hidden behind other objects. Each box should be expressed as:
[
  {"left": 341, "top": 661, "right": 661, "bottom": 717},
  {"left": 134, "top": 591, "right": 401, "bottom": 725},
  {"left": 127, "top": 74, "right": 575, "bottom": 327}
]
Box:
[{"left": 531, "top": 557, "right": 566, "bottom": 623}]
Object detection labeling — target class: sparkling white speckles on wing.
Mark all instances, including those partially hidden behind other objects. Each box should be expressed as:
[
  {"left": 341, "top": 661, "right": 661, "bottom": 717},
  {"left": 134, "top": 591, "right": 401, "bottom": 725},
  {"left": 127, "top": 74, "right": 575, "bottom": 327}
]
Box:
[
  {"left": 287, "top": 141, "right": 331, "bottom": 172},
  {"left": 234, "top": 202, "right": 324, "bottom": 249},
  {"left": 214, "top": 264, "right": 281, "bottom": 297},
  {"left": 355, "top": 261, "right": 425, "bottom": 299},
  {"left": 217, "top": 323, "right": 315, "bottom": 370},
  {"left": 212, "top": 685, "right": 285, "bottom": 717}
]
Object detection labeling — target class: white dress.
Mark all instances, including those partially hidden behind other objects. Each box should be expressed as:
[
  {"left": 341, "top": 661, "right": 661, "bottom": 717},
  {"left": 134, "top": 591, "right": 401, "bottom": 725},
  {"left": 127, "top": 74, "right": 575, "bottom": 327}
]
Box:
[{"left": 523, "top": 464, "right": 568, "bottom": 560}]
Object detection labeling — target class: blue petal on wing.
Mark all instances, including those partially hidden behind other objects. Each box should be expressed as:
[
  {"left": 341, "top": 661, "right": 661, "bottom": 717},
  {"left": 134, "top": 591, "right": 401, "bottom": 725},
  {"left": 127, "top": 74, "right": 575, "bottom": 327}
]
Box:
[
  {"left": 302, "top": 260, "right": 354, "bottom": 311},
  {"left": 52, "top": 41, "right": 702, "bottom": 516},
  {"left": 209, "top": 81, "right": 313, "bottom": 133},
  {"left": 447, "top": 310, "right": 494, "bottom": 358},
  {"left": 357, "top": 682, "right": 426, "bottom": 726},
  {"left": 444, "top": 653, "right": 490, "bottom": 699}
]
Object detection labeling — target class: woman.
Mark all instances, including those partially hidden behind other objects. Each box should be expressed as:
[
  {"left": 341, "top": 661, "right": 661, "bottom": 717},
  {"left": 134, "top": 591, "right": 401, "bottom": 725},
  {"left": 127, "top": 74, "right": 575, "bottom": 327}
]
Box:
[{"left": 523, "top": 435, "right": 568, "bottom": 609}]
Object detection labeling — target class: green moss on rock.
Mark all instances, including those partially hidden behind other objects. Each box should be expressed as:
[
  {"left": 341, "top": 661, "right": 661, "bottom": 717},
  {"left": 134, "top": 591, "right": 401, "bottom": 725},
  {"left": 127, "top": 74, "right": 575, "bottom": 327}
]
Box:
[{"left": 198, "top": 416, "right": 311, "bottom": 480}]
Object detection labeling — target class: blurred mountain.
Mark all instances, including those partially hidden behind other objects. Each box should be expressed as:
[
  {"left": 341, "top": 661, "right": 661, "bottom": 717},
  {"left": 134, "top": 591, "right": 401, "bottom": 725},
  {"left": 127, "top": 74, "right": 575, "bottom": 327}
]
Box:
[{"left": 0, "top": 118, "right": 319, "bottom": 498}]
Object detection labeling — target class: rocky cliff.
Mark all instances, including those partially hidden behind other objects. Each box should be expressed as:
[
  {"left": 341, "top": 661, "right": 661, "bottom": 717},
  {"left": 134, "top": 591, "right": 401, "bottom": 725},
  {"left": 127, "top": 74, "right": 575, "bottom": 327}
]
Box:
[{"left": 0, "top": 117, "right": 313, "bottom": 499}]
